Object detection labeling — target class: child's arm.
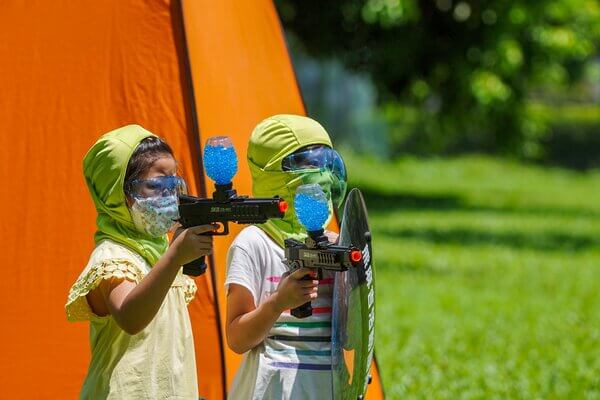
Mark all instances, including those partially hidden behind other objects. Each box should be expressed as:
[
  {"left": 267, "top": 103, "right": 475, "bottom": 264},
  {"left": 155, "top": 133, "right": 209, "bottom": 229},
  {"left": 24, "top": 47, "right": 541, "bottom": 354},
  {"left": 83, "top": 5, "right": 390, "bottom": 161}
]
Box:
[
  {"left": 226, "top": 268, "right": 319, "bottom": 354},
  {"left": 87, "top": 224, "right": 215, "bottom": 335}
]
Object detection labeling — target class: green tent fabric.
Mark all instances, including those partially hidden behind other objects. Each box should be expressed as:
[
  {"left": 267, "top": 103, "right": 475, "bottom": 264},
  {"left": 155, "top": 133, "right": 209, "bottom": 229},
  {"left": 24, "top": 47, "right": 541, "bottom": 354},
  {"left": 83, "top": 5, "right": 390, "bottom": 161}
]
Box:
[{"left": 83, "top": 124, "right": 168, "bottom": 265}]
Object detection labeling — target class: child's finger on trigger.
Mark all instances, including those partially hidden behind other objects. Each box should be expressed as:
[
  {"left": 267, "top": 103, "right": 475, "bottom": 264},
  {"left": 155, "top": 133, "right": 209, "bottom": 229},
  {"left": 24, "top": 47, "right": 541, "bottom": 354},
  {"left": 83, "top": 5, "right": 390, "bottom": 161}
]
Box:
[
  {"left": 194, "top": 242, "right": 213, "bottom": 251},
  {"left": 195, "top": 235, "right": 214, "bottom": 245},
  {"left": 291, "top": 268, "right": 313, "bottom": 280},
  {"left": 300, "top": 280, "right": 319, "bottom": 288},
  {"left": 189, "top": 224, "right": 219, "bottom": 235}
]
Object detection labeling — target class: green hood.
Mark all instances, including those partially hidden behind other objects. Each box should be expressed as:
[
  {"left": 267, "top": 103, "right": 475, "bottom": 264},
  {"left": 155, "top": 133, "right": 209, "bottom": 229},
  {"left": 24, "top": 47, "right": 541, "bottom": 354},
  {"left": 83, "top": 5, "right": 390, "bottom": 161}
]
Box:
[
  {"left": 248, "top": 114, "right": 333, "bottom": 247},
  {"left": 83, "top": 125, "right": 168, "bottom": 265}
]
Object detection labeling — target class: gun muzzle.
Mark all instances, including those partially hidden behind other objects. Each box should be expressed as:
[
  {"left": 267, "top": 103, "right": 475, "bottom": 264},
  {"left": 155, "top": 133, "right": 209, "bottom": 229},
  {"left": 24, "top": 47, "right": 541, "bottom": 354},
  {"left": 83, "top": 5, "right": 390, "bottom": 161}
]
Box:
[
  {"left": 278, "top": 199, "right": 288, "bottom": 214},
  {"left": 350, "top": 249, "right": 362, "bottom": 263}
]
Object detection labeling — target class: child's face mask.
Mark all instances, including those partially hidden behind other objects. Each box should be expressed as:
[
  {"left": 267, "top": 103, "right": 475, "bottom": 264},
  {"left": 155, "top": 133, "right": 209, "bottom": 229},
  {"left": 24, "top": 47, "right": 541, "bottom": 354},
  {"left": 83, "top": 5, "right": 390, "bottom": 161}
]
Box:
[
  {"left": 125, "top": 175, "right": 186, "bottom": 237},
  {"left": 129, "top": 194, "right": 179, "bottom": 237}
]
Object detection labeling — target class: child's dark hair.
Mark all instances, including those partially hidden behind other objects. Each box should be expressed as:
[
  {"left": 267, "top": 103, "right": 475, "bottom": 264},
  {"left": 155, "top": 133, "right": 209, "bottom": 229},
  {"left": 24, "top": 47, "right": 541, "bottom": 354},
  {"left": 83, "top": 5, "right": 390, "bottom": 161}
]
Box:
[{"left": 124, "top": 136, "right": 174, "bottom": 188}]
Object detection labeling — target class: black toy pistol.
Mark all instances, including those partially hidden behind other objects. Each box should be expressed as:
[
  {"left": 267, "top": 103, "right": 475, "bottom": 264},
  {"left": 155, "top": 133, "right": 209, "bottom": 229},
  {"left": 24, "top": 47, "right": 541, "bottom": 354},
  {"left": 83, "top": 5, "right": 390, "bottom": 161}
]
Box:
[{"left": 178, "top": 136, "right": 287, "bottom": 276}]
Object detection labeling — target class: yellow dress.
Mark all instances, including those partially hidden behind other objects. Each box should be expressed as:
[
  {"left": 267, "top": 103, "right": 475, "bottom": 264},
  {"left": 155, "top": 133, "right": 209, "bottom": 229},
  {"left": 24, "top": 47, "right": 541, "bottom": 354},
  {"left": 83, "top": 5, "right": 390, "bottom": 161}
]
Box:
[{"left": 66, "top": 239, "right": 198, "bottom": 399}]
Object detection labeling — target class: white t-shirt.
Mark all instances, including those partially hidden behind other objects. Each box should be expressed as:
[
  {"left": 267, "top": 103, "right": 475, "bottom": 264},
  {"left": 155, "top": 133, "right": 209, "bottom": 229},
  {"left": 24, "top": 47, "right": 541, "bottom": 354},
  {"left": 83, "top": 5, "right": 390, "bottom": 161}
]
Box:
[{"left": 225, "top": 225, "right": 334, "bottom": 400}]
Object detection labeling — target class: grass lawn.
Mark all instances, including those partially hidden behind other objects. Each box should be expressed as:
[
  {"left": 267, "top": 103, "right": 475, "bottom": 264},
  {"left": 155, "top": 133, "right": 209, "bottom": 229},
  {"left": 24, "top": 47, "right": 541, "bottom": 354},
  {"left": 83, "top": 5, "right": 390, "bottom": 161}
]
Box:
[{"left": 343, "top": 153, "right": 600, "bottom": 399}]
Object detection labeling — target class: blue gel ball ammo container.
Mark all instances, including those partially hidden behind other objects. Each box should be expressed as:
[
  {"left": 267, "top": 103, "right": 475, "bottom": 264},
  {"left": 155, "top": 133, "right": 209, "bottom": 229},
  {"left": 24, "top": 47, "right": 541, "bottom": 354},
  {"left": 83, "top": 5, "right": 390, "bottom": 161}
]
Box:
[
  {"left": 294, "top": 184, "right": 330, "bottom": 232},
  {"left": 203, "top": 136, "right": 238, "bottom": 185}
]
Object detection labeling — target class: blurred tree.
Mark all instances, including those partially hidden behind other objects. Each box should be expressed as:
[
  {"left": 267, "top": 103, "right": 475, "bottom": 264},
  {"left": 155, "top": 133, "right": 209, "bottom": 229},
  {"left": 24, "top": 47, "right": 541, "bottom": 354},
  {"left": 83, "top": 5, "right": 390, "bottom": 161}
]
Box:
[{"left": 276, "top": 0, "right": 600, "bottom": 158}]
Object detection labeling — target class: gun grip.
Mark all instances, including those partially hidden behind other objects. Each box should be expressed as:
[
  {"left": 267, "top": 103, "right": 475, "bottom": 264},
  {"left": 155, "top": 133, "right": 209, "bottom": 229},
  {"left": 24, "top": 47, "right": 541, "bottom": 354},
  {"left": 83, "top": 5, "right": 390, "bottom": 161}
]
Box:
[
  {"left": 183, "top": 256, "right": 207, "bottom": 276},
  {"left": 289, "top": 269, "right": 317, "bottom": 318},
  {"left": 291, "top": 301, "right": 313, "bottom": 318}
]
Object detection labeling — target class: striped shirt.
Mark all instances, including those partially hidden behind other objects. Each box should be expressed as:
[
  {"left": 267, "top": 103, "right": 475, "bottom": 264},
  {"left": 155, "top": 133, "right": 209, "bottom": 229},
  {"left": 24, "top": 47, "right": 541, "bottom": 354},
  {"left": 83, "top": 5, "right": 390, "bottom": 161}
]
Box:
[{"left": 225, "top": 226, "right": 333, "bottom": 400}]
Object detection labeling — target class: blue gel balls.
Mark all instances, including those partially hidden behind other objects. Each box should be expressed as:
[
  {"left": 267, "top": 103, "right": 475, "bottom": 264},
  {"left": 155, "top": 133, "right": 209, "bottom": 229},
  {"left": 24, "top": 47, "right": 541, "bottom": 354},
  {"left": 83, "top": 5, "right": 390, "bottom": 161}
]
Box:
[
  {"left": 294, "top": 184, "right": 330, "bottom": 232},
  {"left": 203, "top": 142, "right": 238, "bottom": 185}
]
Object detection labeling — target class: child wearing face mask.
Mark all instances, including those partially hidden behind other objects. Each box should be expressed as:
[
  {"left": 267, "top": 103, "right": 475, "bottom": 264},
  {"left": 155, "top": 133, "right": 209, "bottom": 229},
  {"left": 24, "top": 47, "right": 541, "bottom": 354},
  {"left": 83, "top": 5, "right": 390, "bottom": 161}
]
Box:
[
  {"left": 225, "top": 115, "right": 348, "bottom": 400},
  {"left": 66, "top": 125, "right": 214, "bottom": 399}
]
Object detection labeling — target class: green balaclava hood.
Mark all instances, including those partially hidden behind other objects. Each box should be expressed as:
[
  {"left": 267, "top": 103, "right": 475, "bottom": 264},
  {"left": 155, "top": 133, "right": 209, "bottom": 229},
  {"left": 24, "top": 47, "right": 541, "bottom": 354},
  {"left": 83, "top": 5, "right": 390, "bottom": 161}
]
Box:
[
  {"left": 248, "top": 114, "right": 334, "bottom": 248},
  {"left": 83, "top": 124, "right": 168, "bottom": 265}
]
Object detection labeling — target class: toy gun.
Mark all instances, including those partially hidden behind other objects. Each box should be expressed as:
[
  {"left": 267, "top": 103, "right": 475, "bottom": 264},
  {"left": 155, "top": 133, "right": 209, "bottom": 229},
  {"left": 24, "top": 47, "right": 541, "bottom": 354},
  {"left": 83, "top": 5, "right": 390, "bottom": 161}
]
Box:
[
  {"left": 284, "top": 184, "right": 362, "bottom": 318},
  {"left": 178, "top": 136, "right": 288, "bottom": 276}
]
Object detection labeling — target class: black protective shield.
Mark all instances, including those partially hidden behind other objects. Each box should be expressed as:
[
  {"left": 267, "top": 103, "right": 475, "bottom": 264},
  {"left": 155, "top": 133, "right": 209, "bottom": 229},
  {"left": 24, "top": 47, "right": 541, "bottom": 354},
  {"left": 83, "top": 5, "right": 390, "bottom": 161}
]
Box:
[{"left": 332, "top": 188, "right": 375, "bottom": 399}]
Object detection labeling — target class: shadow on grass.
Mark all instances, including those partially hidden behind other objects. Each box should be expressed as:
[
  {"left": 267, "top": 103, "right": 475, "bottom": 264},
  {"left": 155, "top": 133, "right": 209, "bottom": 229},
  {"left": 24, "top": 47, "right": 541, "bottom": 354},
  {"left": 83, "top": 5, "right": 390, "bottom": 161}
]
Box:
[
  {"left": 356, "top": 188, "right": 599, "bottom": 253},
  {"left": 375, "top": 261, "right": 456, "bottom": 276},
  {"left": 359, "top": 188, "right": 600, "bottom": 219},
  {"left": 377, "top": 226, "right": 598, "bottom": 252}
]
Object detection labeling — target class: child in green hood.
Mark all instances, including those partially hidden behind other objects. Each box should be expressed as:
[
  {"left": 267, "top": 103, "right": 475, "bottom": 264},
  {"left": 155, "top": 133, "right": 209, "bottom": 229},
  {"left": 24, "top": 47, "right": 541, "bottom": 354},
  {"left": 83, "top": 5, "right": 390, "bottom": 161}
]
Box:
[
  {"left": 66, "top": 125, "right": 214, "bottom": 399},
  {"left": 225, "top": 115, "right": 347, "bottom": 400}
]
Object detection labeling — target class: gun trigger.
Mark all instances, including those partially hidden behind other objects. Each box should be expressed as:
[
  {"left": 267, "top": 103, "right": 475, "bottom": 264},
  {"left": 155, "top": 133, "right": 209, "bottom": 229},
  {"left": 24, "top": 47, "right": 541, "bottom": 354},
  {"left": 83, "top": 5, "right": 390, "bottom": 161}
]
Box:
[{"left": 210, "top": 222, "right": 228, "bottom": 236}]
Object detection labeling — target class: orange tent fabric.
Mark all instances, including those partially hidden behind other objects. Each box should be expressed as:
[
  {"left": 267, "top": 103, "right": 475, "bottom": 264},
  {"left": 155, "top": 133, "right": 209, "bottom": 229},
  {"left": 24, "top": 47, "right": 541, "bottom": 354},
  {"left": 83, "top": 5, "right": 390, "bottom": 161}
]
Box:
[
  {"left": 180, "top": 0, "right": 306, "bottom": 392},
  {"left": 0, "top": 1, "right": 384, "bottom": 398}
]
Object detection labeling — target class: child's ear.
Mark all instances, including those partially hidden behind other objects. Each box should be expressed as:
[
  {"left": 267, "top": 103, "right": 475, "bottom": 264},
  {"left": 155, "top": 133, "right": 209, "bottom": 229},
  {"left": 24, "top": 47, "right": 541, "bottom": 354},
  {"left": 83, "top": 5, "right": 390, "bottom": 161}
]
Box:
[{"left": 125, "top": 195, "right": 134, "bottom": 208}]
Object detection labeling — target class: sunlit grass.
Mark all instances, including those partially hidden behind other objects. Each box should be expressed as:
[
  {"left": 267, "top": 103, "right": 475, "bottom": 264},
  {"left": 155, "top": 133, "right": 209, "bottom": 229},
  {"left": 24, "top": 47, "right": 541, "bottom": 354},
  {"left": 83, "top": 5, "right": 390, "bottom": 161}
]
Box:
[{"left": 343, "top": 152, "right": 600, "bottom": 399}]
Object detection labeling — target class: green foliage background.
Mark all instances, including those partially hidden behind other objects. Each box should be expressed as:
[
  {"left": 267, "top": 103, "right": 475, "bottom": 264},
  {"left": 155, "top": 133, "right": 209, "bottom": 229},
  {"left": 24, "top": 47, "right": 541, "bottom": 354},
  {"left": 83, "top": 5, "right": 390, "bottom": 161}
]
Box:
[{"left": 276, "top": 0, "right": 600, "bottom": 165}]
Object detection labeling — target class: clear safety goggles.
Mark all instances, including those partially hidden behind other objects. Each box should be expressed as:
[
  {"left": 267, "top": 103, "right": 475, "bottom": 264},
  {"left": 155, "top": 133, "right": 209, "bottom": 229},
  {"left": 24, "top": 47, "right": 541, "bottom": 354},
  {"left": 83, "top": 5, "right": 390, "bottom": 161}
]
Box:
[
  {"left": 125, "top": 175, "right": 187, "bottom": 199},
  {"left": 282, "top": 145, "right": 348, "bottom": 207}
]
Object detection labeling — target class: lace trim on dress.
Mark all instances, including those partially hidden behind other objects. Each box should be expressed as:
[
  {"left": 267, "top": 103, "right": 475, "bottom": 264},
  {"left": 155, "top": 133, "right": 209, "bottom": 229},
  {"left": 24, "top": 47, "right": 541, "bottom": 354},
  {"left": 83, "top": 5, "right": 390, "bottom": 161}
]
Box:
[
  {"left": 65, "top": 259, "right": 145, "bottom": 322},
  {"left": 182, "top": 276, "right": 197, "bottom": 304}
]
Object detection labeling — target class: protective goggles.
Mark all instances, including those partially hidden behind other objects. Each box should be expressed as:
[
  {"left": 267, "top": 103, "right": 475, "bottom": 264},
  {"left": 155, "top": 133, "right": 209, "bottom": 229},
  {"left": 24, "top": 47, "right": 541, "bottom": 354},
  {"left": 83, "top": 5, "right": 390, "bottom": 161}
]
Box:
[
  {"left": 282, "top": 146, "right": 348, "bottom": 206},
  {"left": 125, "top": 175, "right": 187, "bottom": 199}
]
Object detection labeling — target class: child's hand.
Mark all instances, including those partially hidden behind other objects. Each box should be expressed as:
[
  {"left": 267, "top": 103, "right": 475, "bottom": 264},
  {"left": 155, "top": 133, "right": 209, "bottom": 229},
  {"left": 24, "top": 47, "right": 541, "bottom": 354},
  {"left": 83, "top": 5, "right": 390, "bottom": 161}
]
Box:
[
  {"left": 273, "top": 268, "right": 319, "bottom": 312},
  {"left": 168, "top": 224, "right": 216, "bottom": 266},
  {"left": 325, "top": 230, "right": 339, "bottom": 244}
]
